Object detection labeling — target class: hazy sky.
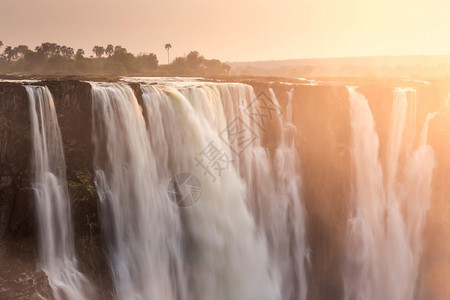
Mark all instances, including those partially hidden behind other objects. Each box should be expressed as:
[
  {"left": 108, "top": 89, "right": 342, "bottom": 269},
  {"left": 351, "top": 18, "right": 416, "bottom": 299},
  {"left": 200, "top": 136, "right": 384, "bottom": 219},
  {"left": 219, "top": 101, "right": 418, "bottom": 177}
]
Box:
[{"left": 1, "top": 0, "right": 449, "bottom": 62}]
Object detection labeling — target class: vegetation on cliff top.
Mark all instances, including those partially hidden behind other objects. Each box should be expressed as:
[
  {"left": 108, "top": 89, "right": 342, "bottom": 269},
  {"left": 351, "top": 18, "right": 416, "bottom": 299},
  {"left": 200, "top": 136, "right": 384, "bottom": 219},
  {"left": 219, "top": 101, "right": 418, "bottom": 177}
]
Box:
[{"left": 0, "top": 41, "right": 231, "bottom": 76}]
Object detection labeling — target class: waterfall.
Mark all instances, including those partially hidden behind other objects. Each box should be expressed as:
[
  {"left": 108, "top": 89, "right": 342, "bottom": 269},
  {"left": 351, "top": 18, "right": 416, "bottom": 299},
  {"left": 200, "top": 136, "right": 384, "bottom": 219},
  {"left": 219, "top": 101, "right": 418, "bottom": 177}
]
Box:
[
  {"left": 269, "top": 88, "right": 308, "bottom": 300},
  {"left": 92, "top": 82, "right": 284, "bottom": 300},
  {"left": 344, "top": 87, "right": 386, "bottom": 300},
  {"left": 3, "top": 78, "right": 442, "bottom": 299},
  {"left": 91, "top": 83, "right": 184, "bottom": 300},
  {"left": 26, "top": 85, "right": 91, "bottom": 299},
  {"left": 212, "top": 84, "right": 308, "bottom": 299},
  {"left": 143, "top": 83, "right": 277, "bottom": 300},
  {"left": 344, "top": 87, "right": 435, "bottom": 300},
  {"left": 184, "top": 84, "right": 307, "bottom": 299}
]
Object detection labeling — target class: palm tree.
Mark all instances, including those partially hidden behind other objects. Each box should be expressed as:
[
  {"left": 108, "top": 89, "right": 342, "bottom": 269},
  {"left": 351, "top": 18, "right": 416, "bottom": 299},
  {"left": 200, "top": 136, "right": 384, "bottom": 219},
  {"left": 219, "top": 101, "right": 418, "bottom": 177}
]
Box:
[{"left": 165, "top": 43, "right": 172, "bottom": 64}]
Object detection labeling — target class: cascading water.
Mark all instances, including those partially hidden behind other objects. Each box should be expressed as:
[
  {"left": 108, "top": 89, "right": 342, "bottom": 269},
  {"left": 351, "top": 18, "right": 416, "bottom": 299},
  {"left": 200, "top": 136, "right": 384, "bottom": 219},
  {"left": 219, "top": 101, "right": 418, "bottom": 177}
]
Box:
[
  {"left": 211, "top": 84, "right": 309, "bottom": 299},
  {"left": 144, "top": 83, "right": 277, "bottom": 300},
  {"left": 26, "top": 85, "right": 91, "bottom": 299},
  {"left": 344, "top": 87, "right": 434, "bottom": 300},
  {"left": 271, "top": 89, "right": 308, "bottom": 300},
  {"left": 92, "top": 81, "right": 291, "bottom": 300},
  {"left": 343, "top": 86, "right": 385, "bottom": 300},
  {"left": 91, "top": 83, "right": 185, "bottom": 300}
]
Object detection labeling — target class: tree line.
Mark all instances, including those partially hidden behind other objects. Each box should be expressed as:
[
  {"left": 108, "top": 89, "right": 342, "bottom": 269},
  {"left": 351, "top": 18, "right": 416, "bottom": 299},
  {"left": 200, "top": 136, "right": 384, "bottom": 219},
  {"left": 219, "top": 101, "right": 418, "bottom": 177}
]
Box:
[{"left": 0, "top": 41, "right": 231, "bottom": 76}]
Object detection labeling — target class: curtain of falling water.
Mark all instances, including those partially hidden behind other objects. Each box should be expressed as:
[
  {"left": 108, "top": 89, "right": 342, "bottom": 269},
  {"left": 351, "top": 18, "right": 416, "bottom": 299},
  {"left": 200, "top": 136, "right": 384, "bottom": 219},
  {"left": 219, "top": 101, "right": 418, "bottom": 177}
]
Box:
[
  {"left": 344, "top": 87, "right": 386, "bottom": 300},
  {"left": 91, "top": 83, "right": 184, "bottom": 300},
  {"left": 141, "top": 83, "right": 277, "bottom": 300},
  {"left": 215, "top": 84, "right": 309, "bottom": 299},
  {"left": 142, "top": 82, "right": 308, "bottom": 299},
  {"left": 26, "top": 85, "right": 91, "bottom": 299},
  {"left": 92, "top": 82, "right": 278, "bottom": 300},
  {"left": 271, "top": 88, "right": 308, "bottom": 300},
  {"left": 344, "top": 87, "right": 435, "bottom": 300}
]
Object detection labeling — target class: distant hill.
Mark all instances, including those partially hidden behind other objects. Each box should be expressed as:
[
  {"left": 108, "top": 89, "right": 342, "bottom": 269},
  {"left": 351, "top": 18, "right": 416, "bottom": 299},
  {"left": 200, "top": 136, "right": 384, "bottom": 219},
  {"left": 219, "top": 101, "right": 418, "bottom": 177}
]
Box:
[{"left": 229, "top": 55, "right": 450, "bottom": 79}]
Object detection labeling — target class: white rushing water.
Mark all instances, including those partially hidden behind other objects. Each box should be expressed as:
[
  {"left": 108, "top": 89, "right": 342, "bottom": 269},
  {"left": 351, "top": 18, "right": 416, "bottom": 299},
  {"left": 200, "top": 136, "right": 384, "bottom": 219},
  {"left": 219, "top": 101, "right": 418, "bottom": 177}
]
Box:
[
  {"left": 91, "top": 83, "right": 185, "bottom": 300},
  {"left": 26, "top": 85, "right": 91, "bottom": 299},
  {"left": 218, "top": 85, "right": 308, "bottom": 299},
  {"left": 344, "top": 87, "right": 435, "bottom": 300},
  {"left": 91, "top": 81, "right": 308, "bottom": 300}
]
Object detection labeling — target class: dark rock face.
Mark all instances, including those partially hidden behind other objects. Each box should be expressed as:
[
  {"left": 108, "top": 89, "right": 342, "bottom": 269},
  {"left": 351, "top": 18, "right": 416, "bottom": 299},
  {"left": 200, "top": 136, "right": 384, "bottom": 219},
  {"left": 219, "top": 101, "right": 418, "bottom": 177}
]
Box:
[
  {"left": 292, "top": 85, "right": 351, "bottom": 299},
  {"left": 0, "top": 82, "right": 43, "bottom": 298},
  {"left": 0, "top": 240, "right": 52, "bottom": 300},
  {"left": 0, "top": 82, "right": 34, "bottom": 240}
]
